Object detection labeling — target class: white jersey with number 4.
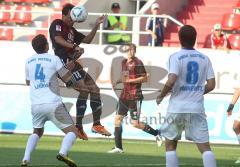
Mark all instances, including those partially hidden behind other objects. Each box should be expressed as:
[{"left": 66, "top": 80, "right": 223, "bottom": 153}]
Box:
[
  {"left": 167, "top": 49, "right": 215, "bottom": 113},
  {"left": 25, "top": 53, "right": 67, "bottom": 105}
]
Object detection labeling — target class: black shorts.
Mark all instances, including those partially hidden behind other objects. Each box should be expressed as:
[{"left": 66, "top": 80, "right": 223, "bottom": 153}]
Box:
[
  {"left": 117, "top": 99, "right": 142, "bottom": 120},
  {"left": 65, "top": 62, "right": 85, "bottom": 87}
]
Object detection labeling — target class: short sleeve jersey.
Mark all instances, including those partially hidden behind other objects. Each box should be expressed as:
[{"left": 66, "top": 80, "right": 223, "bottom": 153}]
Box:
[
  {"left": 167, "top": 49, "right": 215, "bottom": 113},
  {"left": 120, "top": 57, "right": 146, "bottom": 100},
  {"left": 25, "top": 53, "right": 68, "bottom": 105},
  {"left": 49, "top": 19, "right": 86, "bottom": 63}
]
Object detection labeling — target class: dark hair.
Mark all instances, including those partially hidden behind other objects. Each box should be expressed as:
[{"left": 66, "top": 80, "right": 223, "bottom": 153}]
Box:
[
  {"left": 31, "top": 34, "right": 48, "bottom": 54},
  {"left": 178, "top": 25, "right": 197, "bottom": 48},
  {"left": 62, "top": 3, "right": 74, "bottom": 16}
]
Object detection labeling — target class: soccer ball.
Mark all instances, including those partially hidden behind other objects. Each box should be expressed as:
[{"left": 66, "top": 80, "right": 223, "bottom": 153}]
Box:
[{"left": 70, "top": 5, "right": 88, "bottom": 22}]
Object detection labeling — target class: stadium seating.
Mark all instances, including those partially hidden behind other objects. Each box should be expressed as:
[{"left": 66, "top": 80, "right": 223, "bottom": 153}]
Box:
[
  {"left": 221, "top": 13, "right": 240, "bottom": 30},
  {"left": 11, "top": 5, "right": 32, "bottom": 24},
  {"left": 4, "top": 0, "right": 26, "bottom": 3},
  {"left": 228, "top": 34, "right": 240, "bottom": 50},
  {"left": 28, "top": 30, "right": 48, "bottom": 41},
  {"left": 0, "top": 5, "right": 11, "bottom": 23},
  {"left": 236, "top": 0, "right": 240, "bottom": 8},
  {"left": 164, "top": 0, "right": 239, "bottom": 47},
  {"left": 0, "top": 28, "right": 13, "bottom": 40},
  {"left": 25, "top": 0, "right": 51, "bottom": 4}
]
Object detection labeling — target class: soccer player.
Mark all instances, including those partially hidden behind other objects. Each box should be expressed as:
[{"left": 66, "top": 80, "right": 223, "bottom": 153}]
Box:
[
  {"left": 21, "top": 34, "right": 80, "bottom": 167},
  {"left": 226, "top": 88, "right": 240, "bottom": 164},
  {"left": 156, "top": 25, "right": 217, "bottom": 167},
  {"left": 108, "top": 43, "right": 161, "bottom": 153},
  {"left": 49, "top": 3, "right": 111, "bottom": 140}
]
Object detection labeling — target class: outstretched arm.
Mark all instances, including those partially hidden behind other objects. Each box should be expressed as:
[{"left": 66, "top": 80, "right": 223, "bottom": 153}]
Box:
[{"left": 82, "top": 15, "right": 106, "bottom": 43}]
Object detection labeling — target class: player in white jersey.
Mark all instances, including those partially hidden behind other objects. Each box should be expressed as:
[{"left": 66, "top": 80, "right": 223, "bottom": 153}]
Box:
[
  {"left": 226, "top": 87, "right": 240, "bottom": 164},
  {"left": 156, "top": 25, "right": 217, "bottom": 167},
  {"left": 21, "top": 34, "right": 81, "bottom": 167}
]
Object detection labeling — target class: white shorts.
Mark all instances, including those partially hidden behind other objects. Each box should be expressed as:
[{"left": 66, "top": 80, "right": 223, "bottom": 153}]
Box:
[
  {"left": 31, "top": 103, "right": 73, "bottom": 130},
  {"left": 160, "top": 113, "right": 209, "bottom": 143},
  {"left": 232, "top": 112, "right": 240, "bottom": 122}
]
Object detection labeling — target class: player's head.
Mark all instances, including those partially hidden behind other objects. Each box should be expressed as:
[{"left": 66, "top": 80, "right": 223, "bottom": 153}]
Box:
[
  {"left": 62, "top": 3, "right": 75, "bottom": 27},
  {"left": 32, "top": 34, "right": 49, "bottom": 54},
  {"left": 178, "top": 25, "right": 197, "bottom": 48},
  {"left": 126, "top": 43, "right": 136, "bottom": 59},
  {"left": 213, "top": 23, "right": 222, "bottom": 36},
  {"left": 151, "top": 3, "right": 160, "bottom": 15},
  {"left": 111, "top": 2, "right": 120, "bottom": 13}
]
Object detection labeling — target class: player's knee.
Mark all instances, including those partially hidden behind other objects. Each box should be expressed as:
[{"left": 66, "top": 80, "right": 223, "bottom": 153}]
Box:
[
  {"left": 33, "top": 129, "right": 44, "bottom": 138},
  {"left": 233, "top": 125, "right": 240, "bottom": 134},
  {"left": 115, "top": 115, "right": 123, "bottom": 127},
  {"left": 131, "top": 120, "right": 140, "bottom": 129}
]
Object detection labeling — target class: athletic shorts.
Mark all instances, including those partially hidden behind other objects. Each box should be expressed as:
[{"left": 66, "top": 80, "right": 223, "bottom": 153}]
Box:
[
  {"left": 160, "top": 113, "right": 209, "bottom": 143},
  {"left": 31, "top": 103, "right": 73, "bottom": 129},
  {"left": 117, "top": 99, "right": 142, "bottom": 120},
  {"left": 232, "top": 112, "right": 240, "bottom": 122}
]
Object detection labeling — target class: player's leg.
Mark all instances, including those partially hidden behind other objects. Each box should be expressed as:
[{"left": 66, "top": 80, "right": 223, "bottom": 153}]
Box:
[
  {"left": 129, "top": 100, "right": 158, "bottom": 136},
  {"left": 21, "top": 104, "right": 46, "bottom": 166},
  {"left": 233, "top": 120, "right": 240, "bottom": 163},
  {"left": 233, "top": 120, "right": 240, "bottom": 144},
  {"left": 52, "top": 103, "right": 78, "bottom": 167},
  {"left": 108, "top": 100, "right": 127, "bottom": 153},
  {"left": 186, "top": 113, "right": 217, "bottom": 167},
  {"left": 76, "top": 90, "right": 89, "bottom": 140},
  {"left": 21, "top": 128, "right": 43, "bottom": 166},
  {"left": 82, "top": 71, "right": 111, "bottom": 136},
  {"left": 165, "top": 139, "right": 179, "bottom": 167},
  {"left": 160, "top": 113, "right": 184, "bottom": 167}
]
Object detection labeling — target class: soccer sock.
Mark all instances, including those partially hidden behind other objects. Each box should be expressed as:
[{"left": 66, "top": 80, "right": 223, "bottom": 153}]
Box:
[
  {"left": 59, "top": 132, "right": 77, "bottom": 156},
  {"left": 91, "top": 100, "right": 102, "bottom": 126},
  {"left": 166, "top": 151, "right": 179, "bottom": 167},
  {"left": 76, "top": 98, "right": 87, "bottom": 128},
  {"left": 23, "top": 133, "right": 40, "bottom": 162},
  {"left": 202, "top": 151, "right": 217, "bottom": 167},
  {"left": 143, "top": 124, "right": 158, "bottom": 136},
  {"left": 237, "top": 134, "right": 240, "bottom": 144},
  {"left": 114, "top": 126, "right": 123, "bottom": 150}
]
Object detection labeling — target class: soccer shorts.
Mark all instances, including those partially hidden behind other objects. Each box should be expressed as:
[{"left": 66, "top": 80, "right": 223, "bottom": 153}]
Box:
[
  {"left": 117, "top": 99, "right": 142, "bottom": 120},
  {"left": 31, "top": 103, "right": 73, "bottom": 130},
  {"left": 160, "top": 113, "right": 209, "bottom": 143}
]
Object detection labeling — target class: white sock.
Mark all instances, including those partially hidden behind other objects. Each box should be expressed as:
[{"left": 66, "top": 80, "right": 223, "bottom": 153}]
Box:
[
  {"left": 23, "top": 133, "right": 40, "bottom": 162},
  {"left": 166, "top": 151, "right": 179, "bottom": 167},
  {"left": 59, "top": 132, "right": 77, "bottom": 156},
  {"left": 202, "top": 151, "right": 217, "bottom": 167},
  {"left": 237, "top": 134, "right": 240, "bottom": 144}
]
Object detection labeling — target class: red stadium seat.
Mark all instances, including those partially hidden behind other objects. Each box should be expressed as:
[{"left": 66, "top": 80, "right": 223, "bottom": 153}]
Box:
[
  {"left": 4, "top": 0, "right": 26, "bottom": 3},
  {"left": 0, "top": 5, "right": 11, "bottom": 23},
  {"left": 28, "top": 30, "right": 48, "bottom": 41},
  {"left": 228, "top": 34, "right": 240, "bottom": 50},
  {"left": 25, "top": 0, "right": 51, "bottom": 4},
  {"left": 0, "top": 28, "right": 13, "bottom": 40},
  {"left": 236, "top": 0, "right": 240, "bottom": 8},
  {"left": 221, "top": 13, "right": 240, "bottom": 30},
  {"left": 11, "top": 5, "right": 32, "bottom": 24}
]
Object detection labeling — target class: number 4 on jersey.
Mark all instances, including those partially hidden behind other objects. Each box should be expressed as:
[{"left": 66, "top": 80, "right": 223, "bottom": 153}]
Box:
[{"left": 35, "top": 64, "right": 45, "bottom": 82}]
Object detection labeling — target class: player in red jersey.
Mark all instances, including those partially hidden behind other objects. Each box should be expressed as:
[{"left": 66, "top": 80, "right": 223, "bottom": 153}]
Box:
[
  {"left": 49, "top": 3, "right": 111, "bottom": 140},
  {"left": 108, "top": 43, "right": 161, "bottom": 153}
]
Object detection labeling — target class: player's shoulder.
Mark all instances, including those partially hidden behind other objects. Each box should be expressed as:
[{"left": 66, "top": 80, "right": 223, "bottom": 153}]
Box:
[
  {"left": 133, "top": 57, "right": 144, "bottom": 64},
  {"left": 50, "top": 19, "right": 64, "bottom": 28}
]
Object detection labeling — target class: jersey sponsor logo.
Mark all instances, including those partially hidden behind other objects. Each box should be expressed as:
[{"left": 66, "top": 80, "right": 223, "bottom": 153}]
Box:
[
  {"left": 56, "top": 25, "right": 61, "bottom": 31},
  {"left": 34, "top": 82, "right": 49, "bottom": 89}
]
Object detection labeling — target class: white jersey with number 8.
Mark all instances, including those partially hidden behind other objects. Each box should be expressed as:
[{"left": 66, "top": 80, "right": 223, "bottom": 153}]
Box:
[{"left": 167, "top": 49, "right": 215, "bottom": 113}]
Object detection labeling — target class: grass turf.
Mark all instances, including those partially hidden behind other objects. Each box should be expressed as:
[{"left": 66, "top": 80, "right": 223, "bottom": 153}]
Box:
[{"left": 0, "top": 134, "right": 239, "bottom": 167}]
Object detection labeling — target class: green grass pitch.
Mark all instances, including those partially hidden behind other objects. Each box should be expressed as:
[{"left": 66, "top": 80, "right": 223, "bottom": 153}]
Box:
[{"left": 0, "top": 134, "right": 239, "bottom": 167}]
